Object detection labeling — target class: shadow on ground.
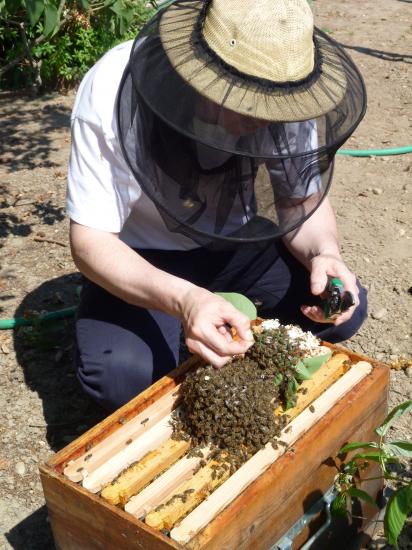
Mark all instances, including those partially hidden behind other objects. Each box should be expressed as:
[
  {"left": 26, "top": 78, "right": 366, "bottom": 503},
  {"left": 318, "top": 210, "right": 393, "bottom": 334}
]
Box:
[
  {"left": 5, "top": 506, "right": 55, "bottom": 550},
  {"left": 12, "top": 273, "right": 105, "bottom": 451},
  {"left": 0, "top": 93, "right": 69, "bottom": 244},
  {"left": 340, "top": 41, "right": 412, "bottom": 64},
  {"left": 0, "top": 94, "right": 71, "bottom": 173},
  {"left": 0, "top": 182, "right": 65, "bottom": 244}
]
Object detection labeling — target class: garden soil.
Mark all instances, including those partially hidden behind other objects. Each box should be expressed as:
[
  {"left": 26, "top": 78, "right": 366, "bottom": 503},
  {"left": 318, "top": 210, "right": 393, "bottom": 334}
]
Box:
[{"left": 0, "top": 0, "right": 411, "bottom": 548}]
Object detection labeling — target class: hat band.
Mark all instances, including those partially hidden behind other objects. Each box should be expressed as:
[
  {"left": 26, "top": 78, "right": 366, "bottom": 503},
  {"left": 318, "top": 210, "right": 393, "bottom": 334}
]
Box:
[{"left": 191, "top": 0, "right": 323, "bottom": 93}]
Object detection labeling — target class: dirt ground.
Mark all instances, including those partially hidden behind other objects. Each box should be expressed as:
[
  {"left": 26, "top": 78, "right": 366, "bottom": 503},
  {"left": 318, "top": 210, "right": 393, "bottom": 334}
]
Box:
[{"left": 0, "top": 0, "right": 411, "bottom": 548}]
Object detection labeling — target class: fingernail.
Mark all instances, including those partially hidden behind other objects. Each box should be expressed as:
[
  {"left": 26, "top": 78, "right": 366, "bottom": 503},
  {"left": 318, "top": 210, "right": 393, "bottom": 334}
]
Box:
[{"left": 245, "top": 329, "right": 254, "bottom": 341}]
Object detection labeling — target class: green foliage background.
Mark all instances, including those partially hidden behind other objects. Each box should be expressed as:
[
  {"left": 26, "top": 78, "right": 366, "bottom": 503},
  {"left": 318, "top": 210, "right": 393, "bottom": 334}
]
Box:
[{"left": 0, "top": 0, "right": 157, "bottom": 90}]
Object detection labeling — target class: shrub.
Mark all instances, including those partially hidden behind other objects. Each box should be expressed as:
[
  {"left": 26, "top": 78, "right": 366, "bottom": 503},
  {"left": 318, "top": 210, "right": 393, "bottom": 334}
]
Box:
[{"left": 0, "top": 0, "right": 157, "bottom": 91}]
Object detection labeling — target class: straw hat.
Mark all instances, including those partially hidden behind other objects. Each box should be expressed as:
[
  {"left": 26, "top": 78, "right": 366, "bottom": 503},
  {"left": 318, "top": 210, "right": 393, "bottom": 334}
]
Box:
[{"left": 159, "top": 0, "right": 347, "bottom": 121}]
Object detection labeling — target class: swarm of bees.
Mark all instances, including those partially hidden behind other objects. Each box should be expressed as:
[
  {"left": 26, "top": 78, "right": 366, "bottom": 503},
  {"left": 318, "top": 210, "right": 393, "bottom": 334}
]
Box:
[{"left": 171, "top": 325, "right": 308, "bottom": 472}]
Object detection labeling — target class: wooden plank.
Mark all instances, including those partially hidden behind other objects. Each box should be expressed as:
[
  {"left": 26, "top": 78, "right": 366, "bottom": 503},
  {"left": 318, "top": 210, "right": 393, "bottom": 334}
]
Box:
[
  {"left": 171, "top": 362, "right": 372, "bottom": 545},
  {"left": 50, "top": 354, "right": 201, "bottom": 474},
  {"left": 186, "top": 362, "right": 389, "bottom": 550},
  {"left": 144, "top": 459, "right": 231, "bottom": 531},
  {"left": 64, "top": 386, "right": 180, "bottom": 482},
  {"left": 101, "top": 438, "right": 191, "bottom": 507},
  {"left": 83, "top": 414, "right": 174, "bottom": 493},
  {"left": 125, "top": 451, "right": 209, "bottom": 518},
  {"left": 40, "top": 465, "right": 183, "bottom": 550}
]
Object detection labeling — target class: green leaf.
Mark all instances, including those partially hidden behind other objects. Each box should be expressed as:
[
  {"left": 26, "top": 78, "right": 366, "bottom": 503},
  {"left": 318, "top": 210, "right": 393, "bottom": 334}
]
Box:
[
  {"left": 302, "top": 350, "right": 332, "bottom": 374},
  {"left": 5, "top": 0, "right": 22, "bottom": 12},
  {"left": 384, "top": 485, "right": 412, "bottom": 549},
  {"left": 352, "top": 450, "right": 385, "bottom": 461},
  {"left": 294, "top": 351, "right": 332, "bottom": 381},
  {"left": 273, "top": 373, "right": 283, "bottom": 386},
  {"left": 331, "top": 492, "right": 350, "bottom": 518},
  {"left": 24, "top": 0, "right": 44, "bottom": 26},
  {"left": 375, "top": 400, "right": 412, "bottom": 437},
  {"left": 79, "top": 0, "right": 90, "bottom": 8},
  {"left": 110, "top": 0, "right": 133, "bottom": 21},
  {"left": 214, "top": 292, "right": 257, "bottom": 321},
  {"left": 43, "top": 2, "right": 59, "bottom": 36},
  {"left": 385, "top": 441, "right": 412, "bottom": 459},
  {"left": 293, "top": 362, "right": 312, "bottom": 381},
  {"left": 339, "top": 441, "right": 379, "bottom": 454},
  {"left": 352, "top": 450, "right": 399, "bottom": 464},
  {"left": 347, "top": 487, "right": 379, "bottom": 508},
  {"left": 342, "top": 459, "right": 361, "bottom": 476},
  {"left": 285, "top": 377, "right": 299, "bottom": 409}
]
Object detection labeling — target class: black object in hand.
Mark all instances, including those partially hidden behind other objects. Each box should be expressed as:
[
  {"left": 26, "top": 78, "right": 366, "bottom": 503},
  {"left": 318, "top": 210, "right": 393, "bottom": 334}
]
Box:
[{"left": 322, "top": 277, "right": 355, "bottom": 319}]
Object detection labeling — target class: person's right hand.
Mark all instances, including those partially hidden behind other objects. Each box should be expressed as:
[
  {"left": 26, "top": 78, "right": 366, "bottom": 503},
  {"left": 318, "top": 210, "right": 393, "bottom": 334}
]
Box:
[{"left": 178, "top": 287, "right": 255, "bottom": 368}]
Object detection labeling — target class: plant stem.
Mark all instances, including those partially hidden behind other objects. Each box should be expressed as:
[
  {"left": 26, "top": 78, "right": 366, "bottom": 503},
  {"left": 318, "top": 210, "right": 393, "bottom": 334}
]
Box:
[
  {"left": 357, "top": 475, "right": 411, "bottom": 485},
  {"left": 18, "top": 22, "right": 42, "bottom": 92}
]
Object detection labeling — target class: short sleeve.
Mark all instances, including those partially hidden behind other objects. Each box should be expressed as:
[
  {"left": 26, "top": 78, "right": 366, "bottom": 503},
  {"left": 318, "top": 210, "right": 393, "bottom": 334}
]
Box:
[
  {"left": 266, "top": 121, "right": 322, "bottom": 199},
  {"left": 67, "top": 117, "right": 141, "bottom": 232}
]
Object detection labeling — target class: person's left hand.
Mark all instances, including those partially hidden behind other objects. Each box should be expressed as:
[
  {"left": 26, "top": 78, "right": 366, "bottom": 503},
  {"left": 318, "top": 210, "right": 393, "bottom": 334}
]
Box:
[{"left": 301, "top": 254, "right": 359, "bottom": 326}]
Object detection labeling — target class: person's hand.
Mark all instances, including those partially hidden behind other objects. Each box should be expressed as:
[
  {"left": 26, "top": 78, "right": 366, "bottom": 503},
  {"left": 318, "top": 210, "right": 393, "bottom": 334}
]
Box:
[
  {"left": 179, "top": 287, "right": 255, "bottom": 368},
  {"left": 301, "top": 254, "right": 359, "bottom": 326}
]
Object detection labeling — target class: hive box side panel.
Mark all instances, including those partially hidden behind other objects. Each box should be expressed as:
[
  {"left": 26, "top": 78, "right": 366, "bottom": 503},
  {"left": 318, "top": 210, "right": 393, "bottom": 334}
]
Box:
[
  {"left": 40, "top": 467, "right": 183, "bottom": 550},
  {"left": 189, "top": 364, "right": 389, "bottom": 550}
]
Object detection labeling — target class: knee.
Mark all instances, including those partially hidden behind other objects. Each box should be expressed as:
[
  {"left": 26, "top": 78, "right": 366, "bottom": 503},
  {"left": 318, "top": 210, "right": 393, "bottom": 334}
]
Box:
[
  {"left": 77, "top": 344, "right": 155, "bottom": 412},
  {"left": 323, "top": 284, "right": 368, "bottom": 343}
]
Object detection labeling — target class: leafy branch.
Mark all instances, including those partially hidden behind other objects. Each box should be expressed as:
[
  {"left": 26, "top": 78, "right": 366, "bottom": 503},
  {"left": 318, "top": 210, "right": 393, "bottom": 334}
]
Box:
[
  {"left": 333, "top": 400, "right": 412, "bottom": 548},
  {"left": 0, "top": 0, "right": 156, "bottom": 90}
]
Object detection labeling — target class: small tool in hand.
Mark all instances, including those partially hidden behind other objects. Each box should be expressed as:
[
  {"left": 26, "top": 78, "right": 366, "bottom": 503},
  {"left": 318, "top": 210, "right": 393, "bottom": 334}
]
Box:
[{"left": 322, "top": 277, "right": 355, "bottom": 319}]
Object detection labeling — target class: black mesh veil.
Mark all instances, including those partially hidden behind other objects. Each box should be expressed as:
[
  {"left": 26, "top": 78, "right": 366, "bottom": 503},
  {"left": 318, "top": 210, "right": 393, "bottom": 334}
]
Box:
[{"left": 117, "top": 0, "right": 366, "bottom": 247}]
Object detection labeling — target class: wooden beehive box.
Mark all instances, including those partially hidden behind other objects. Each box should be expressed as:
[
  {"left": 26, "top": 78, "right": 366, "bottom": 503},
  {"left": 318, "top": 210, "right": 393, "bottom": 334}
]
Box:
[{"left": 40, "top": 343, "right": 389, "bottom": 550}]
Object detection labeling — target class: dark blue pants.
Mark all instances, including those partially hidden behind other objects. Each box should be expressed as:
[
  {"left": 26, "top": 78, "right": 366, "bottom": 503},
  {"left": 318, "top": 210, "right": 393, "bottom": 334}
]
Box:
[{"left": 76, "top": 242, "right": 367, "bottom": 411}]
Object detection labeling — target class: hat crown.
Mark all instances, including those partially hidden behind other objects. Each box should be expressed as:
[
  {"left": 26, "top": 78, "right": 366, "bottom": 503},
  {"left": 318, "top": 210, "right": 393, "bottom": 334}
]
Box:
[{"left": 203, "top": 0, "right": 315, "bottom": 82}]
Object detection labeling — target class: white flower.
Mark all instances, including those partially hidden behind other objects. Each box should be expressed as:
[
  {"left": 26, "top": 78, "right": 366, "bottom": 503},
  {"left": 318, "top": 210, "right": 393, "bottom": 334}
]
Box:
[
  {"left": 285, "top": 325, "right": 320, "bottom": 352},
  {"left": 261, "top": 319, "right": 281, "bottom": 331}
]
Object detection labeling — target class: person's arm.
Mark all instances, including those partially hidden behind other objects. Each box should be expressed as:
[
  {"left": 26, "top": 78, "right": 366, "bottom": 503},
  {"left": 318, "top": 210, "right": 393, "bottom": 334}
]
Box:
[
  {"left": 282, "top": 197, "right": 359, "bottom": 325},
  {"left": 70, "top": 221, "right": 254, "bottom": 366}
]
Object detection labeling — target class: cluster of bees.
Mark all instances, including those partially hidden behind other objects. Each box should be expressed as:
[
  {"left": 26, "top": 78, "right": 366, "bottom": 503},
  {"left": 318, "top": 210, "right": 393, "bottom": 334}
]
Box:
[{"left": 171, "top": 326, "right": 307, "bottom": 472}]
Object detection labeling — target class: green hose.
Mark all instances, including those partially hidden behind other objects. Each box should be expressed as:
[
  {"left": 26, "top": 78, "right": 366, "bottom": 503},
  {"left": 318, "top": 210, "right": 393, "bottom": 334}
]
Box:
[
  {"left": 0, "top": 306, "right": 77, "bottom": 329},
  {"left": 338, "top": 145, "right": 412, "bottom": 157}
]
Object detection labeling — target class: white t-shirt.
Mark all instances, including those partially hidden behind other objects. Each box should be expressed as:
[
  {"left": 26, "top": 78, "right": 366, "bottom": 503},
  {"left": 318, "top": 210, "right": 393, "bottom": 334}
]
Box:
[
  {"left": 67, "top": 40, "right": 199, "bottom": 250},
  {"left": 67, "top": 41, "right": 322, "bottom": 250}
]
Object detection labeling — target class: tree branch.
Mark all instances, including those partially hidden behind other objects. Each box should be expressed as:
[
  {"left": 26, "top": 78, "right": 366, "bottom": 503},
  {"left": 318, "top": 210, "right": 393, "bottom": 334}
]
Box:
[{"left": 0, "top": 0, "right": 69, "bottom": 78}]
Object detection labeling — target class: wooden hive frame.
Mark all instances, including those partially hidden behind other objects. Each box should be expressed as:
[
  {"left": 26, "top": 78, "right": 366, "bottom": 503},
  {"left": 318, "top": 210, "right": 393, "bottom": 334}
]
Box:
[{"left": 40, "top": 345, "right": 389, "bottom": 550}]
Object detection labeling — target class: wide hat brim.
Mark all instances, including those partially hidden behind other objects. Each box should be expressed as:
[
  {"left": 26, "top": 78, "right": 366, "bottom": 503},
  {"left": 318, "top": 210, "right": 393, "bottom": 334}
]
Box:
[{"left": 159, "top": 1, "right": 350, "bottom": 122}]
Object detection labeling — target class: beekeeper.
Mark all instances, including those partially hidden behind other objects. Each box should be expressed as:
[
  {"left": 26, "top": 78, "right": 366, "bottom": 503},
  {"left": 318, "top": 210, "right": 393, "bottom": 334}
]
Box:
[{"left": 67, "top": 0, "right": 367, "bottom": 410}]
